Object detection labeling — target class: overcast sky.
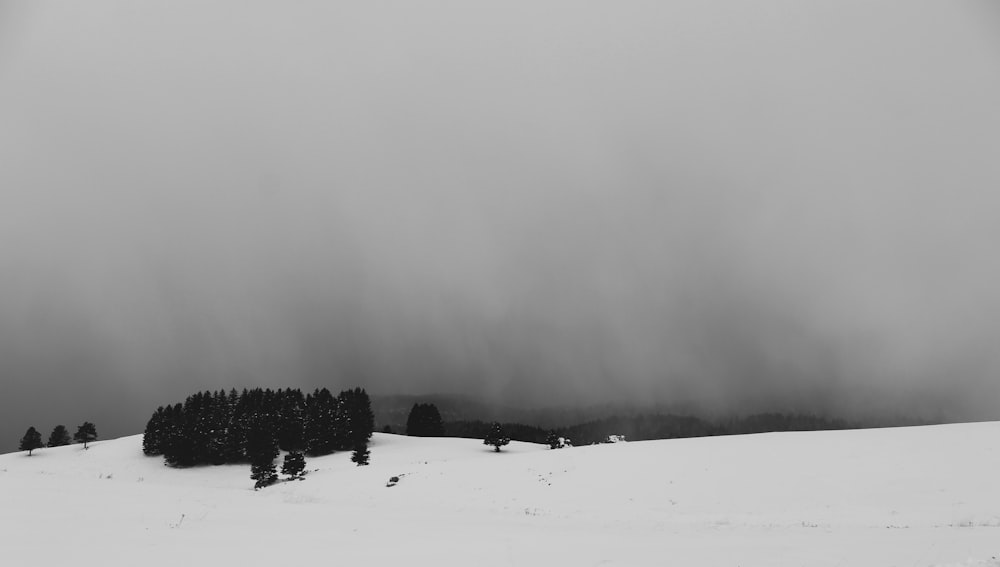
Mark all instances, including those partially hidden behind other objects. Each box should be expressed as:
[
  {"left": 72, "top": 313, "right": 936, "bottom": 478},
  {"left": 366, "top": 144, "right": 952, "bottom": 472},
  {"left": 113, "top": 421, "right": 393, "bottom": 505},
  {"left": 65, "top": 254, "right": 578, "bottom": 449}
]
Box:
[{"left": 2, "top": 1, "right": 1000, "bottom": 449}]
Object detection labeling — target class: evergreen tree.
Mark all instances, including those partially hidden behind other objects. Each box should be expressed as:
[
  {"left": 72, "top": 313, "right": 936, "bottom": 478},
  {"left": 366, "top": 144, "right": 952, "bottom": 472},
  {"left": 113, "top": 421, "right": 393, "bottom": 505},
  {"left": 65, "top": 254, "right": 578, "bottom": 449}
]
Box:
[
  {"left": 182, "top": 392, "right": 210, "bottom": 464},
  {"left": 406, "top": 403, "right": 445, "bottom": 437},
  {"left": 250, "top": 460, "right": 278, "bottom": 490},
  {"left": 281, "top": 452, "right": 306, "bottom": 480},
  {"left": 19, "top": 427, "right": 43, "bottom": 455},
  {"left": 277, "top": 390, "right": 306, "bottom": 452},
  {"left": 340, "top": 387, "right": 375, "bottom": 448},
  {"left": 483, "top": 422, "right": 510, "bottom": 452},
  {"left": 546, "top": 430, "right": 561, "bottom": 449},
  {"left": 142, "top": 407, "right": 166, "bottom": 456},
  {"left": 205, "top": 390, "right": 230, "bottom": 465},
  {"left": 351, "top": 441, "right": 370, "bottom": 466},
  {"left": 74, "top": 422, "right": 98, "bottom": 449},
  {"left": 223, "top": 392, "right": 249, "bottom": 464},
  {"left": 47, "top": 425, "right": 71, "bottom": 448},
  {"left": 305, "top": 388, "right": 338, "bottom": 455},
  {"left": 162, "top": 403, "right": 197, "bottom": 467},
  {"left": 246, "top": 413, "right": 279, "bottom": 490}
]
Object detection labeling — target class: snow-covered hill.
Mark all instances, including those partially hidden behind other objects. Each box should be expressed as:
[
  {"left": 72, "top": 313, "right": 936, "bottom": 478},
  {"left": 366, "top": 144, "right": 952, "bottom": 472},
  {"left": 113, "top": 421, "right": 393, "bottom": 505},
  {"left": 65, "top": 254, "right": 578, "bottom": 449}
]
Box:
[{"left": 2, "top": 424, "right": 999, "bottom": 566}]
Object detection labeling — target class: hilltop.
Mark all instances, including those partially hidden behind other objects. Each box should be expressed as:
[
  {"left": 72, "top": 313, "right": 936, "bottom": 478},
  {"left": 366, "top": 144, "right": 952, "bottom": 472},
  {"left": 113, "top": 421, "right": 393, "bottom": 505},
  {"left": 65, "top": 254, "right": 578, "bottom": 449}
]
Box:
[{"left": 2, "top": 423, "right": 999, "bottom": 566}]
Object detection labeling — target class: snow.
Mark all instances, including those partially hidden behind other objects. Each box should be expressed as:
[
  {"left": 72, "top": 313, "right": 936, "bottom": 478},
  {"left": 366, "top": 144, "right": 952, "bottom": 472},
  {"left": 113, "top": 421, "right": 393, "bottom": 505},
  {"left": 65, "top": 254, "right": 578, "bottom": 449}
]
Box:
[{"left": 2, "top": 423, "right": 999, "bottom": 566}]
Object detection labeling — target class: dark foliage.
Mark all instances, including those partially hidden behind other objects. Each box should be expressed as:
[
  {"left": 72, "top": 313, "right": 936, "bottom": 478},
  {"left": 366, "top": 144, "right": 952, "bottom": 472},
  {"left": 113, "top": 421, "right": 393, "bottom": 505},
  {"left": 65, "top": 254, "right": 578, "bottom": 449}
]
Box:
[
  {"left": 19, "top": 427, "right": 44, "bottom": 455},
  {"left": 546, "top": 431, "right": 561, "bottom": 449},
  {"left": 247, "top": 414, "right": 279, "bottom": 490},
  {"left": 351, "top": 441, "right": 370, "bottom": 466},
  {"left": 304, "top": 388, "right": 342, "bottom": 456},
  {"left": 144, "top": 387, "right": 375, "bottom": 468},
  {"left": 277, "top": 389, "right": 306, "bottom": 452},
  {"left": 340, "top": 387, "right": 376, "bottom": 447},
  {"left": 47, "top": 425, "right": 71, "bottom": 448},
  {"left": 142, "top": 407, "right": 166, "bottom": 456},
  {"left": 483, "top": 422, "right": 510, "bottom": 452},
  {"left": 442, "top": 413, "right": 854, "bottom": 447},
  {"left": 74, "top": 422, "right": 97, "bottom": 449},
  {"left": 281, "top": 452, "right": 306, "bottom": 480},
  {"left": 406, "top": 403, "right": 445, "bottom": 437}
]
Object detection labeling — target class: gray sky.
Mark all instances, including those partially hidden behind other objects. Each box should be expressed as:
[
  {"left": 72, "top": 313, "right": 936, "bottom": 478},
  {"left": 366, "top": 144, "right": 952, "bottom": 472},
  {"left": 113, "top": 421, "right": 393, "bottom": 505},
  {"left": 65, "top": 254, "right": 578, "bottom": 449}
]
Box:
[{"left": 2, "top": 1, "right": 1000, "bottom": 449}]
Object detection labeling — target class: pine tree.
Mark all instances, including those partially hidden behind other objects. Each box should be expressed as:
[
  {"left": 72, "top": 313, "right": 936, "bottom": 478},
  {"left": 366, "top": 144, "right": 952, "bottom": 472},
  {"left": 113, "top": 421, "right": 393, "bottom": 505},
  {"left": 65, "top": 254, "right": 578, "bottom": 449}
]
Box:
[
  {"left": 246, "top": 413, "right": 279, "bottom": 490},
  {"left": 205, "top": 390, "right": 230, "bottom": 465},
  {"left": 483, "top": 422, "right": 510, "bottom": 452},
  {"left": 142, "top": 407, "right": 166, "bottom": 456},
  {"left": 74, "top": 422, "right": 98, "bottom": 449},
  {"left": 223, "top": 393, "right": 248, "bottom": 464},
  {"left": 351, "top": 441, "right": 370, "bottom": 466},
  {"left": 546, "top": 430, "right": 561, "bottom": 449},
  {"left": 162, "top": 403, "right": 194, "bottom": 467},
  {"left": 340, "top": 387, "right": 375, "bottom": 448},
  {"left": 19, "top": 427, "right": 43, "bottom": 455},
  {"left": 281, "top": 452, "right": 306, "bottom": 480},
  {"left": 277, "top": 390, "right": 306, "bottom": 452},
  {"left": 305, "top": 388, "right": 338, "bottom": 456},
  {"left": 47, "top": 425, "right": 71, "bottom": 447}
]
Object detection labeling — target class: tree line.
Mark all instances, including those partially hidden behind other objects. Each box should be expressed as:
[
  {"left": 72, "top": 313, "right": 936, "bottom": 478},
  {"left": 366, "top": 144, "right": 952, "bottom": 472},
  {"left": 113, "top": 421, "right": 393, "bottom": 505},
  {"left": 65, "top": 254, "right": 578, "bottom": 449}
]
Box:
[
  {"left": 18, "top": 422, "right": 98, "bottom": 455},
  {"left": 142, "top": 387, "right": 374, "bottom": 489},
  {"left": 409, "top": 408, "right": 853, "bottom": 446}
]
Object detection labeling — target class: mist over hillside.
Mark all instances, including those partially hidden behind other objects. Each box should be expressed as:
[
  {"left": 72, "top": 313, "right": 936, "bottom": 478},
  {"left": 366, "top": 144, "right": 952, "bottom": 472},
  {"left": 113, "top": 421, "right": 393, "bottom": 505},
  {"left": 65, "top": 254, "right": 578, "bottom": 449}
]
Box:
[{"left": 3, "top": 1, "right": 1000, "bottom": 448}]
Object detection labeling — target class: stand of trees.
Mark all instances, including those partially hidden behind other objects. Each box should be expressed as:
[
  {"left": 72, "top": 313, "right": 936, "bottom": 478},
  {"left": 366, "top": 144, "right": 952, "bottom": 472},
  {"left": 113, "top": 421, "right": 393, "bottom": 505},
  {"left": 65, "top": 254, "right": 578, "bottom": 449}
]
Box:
[
  {"left": 142, "top": 387, "right": 375, "bottom": 475},
  {"left": 15, "top": 423, "right": 94, "bottom": 455},
  {"left": 405, "top": 403, "right": 445, "bottom": 437}
]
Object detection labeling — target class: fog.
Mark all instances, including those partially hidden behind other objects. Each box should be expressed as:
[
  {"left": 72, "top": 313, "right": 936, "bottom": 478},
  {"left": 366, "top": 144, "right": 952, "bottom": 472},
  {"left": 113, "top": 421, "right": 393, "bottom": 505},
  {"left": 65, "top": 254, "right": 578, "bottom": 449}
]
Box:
[{"left": 2, "top": 1, "right": 1000, "bottom": 448}]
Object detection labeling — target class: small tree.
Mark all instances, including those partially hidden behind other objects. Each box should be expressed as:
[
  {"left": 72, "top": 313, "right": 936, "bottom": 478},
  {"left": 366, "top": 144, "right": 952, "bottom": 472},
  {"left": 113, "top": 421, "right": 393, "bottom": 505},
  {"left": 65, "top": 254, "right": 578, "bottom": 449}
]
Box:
[
  {"left": 546, "top": 431, "right": 561, "bottom": 449},
  {"left": 483, "top": 422, "right": 510, "bottom": 452},
  {"left": 74, "top": 422, "right": 98, "bottom": 449},
  {"left": 47, "top": 425, "right": 71, "bottom": 448},
  {"left": 351, "top": 441, "right": 370, "bottom": 466},
  {"left": 19, "top": 427, "right": 44, "bottom": 456},
  {"left": 281, "top": 452, "right": 306, "bottom": 480}
]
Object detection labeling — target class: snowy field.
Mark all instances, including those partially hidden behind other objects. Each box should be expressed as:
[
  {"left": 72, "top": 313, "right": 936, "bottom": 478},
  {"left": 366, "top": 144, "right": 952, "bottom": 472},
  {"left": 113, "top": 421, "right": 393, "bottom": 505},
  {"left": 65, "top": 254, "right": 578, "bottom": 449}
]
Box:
[{"left": 2, "top": 423, "right": 999, "bottom": 567}]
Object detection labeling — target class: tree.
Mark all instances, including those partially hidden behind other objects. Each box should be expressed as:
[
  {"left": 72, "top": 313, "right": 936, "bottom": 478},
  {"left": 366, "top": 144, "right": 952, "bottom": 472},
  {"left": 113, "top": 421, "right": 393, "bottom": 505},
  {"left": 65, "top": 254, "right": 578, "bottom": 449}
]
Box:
[
  {"left": 546, "top": 430, "right": 562, "bottom": 449},
  {"left": 304, "top": 388, "right": 338, "bottom": 456},
  {"left": 281, "top": 452, "right": 306, "bottom": 480},
  {"left": 351, "top": 441, "right": 370, "bottom": 466},
  {"left": 246, "top": 414, "right": 279, "bottom": 490},
  {"left": 340, "top": 387, "right": 375, "bottom": 448},
  {"left": 47, "top": 425, "right": 71, "bottom": 448},
  {"left": 142, "top": 407, "right": 166, "bottom": 456},
  {"left": 406, "top": 403, "right": 445, "bottom": 437},
  {"left": 19, "top": 427, "right": 43, "bottom": 456},
  {"left": 74, "top": 422, "right": 97, "bottom": 449},
  {"left": 483, "top": 422, "right": 510, "bottom": 452}
]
